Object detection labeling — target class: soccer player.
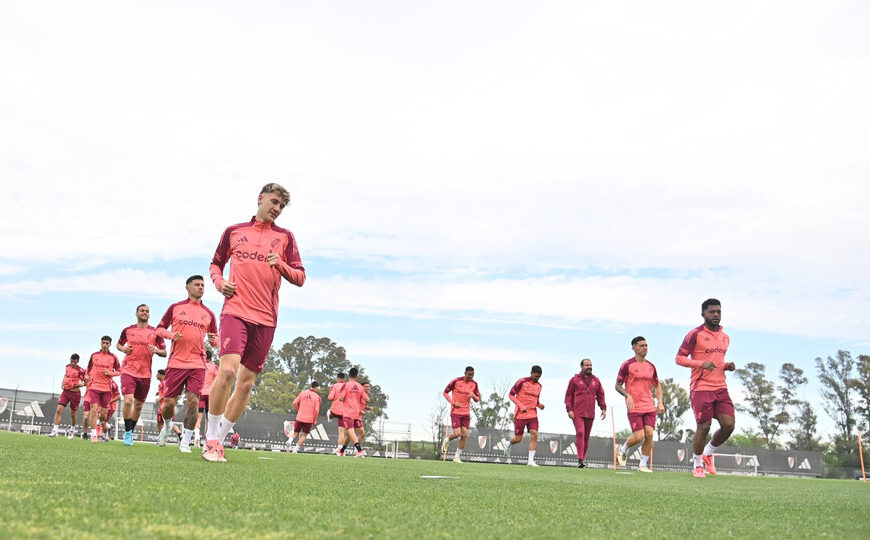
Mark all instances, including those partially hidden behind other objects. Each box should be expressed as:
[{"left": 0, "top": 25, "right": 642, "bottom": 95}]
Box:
[
  {"left": 287, "top": 381, "right": 322, "bottom": 453},
  {"left": 204, "top": 183, "right": 306, "bottom": 463},
  {"left": 155, "top": 275, "right": 218, "bottom": 453},
  {"left": 117, "top": 304, "right": 167, "bottom": 446},
  {"left": 337, "top": 367, "right": 368, "bottom": 457},
  {"left": 564, "top": 358, "right": 606, "bottom": 468},
  {"left": 103, "top": 379, "right": 121, "bottom": 441},
  {"left": 504, "top": 365, "right": 545, "bottom": 466},
  {"left": 327, "top": 373, "right": 346, "bottom": 454},
  {"left": 441, "top": 366, "right": 481, "bottom": 463},
  {"left": 194, "top": 350, "right": 219, "bottom": 447},
  {"left": 85, "top": 336, "right": 121, "bottom": 443},
  {"left": 155, "top": 369, "right": 182, "bottom": 442},
  {"left": 677, "top": 298, "right": 736, "bottom": 478},
  {"left": 615, "top": 337, "right": 664, "bottom": 473},
  {"left": 50, "top": 354, "right": 88, "bottom": 439}
]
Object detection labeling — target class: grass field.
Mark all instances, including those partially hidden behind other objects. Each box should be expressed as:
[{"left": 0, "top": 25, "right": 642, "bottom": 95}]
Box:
[{"left": 1, "top": 431, "right": 868, "bottom": 539}]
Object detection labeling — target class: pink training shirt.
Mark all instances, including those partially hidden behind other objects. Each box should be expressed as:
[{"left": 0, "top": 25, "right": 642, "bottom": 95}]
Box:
[
  {"left": 338, "top": 381, "right": 369, "bottom": 421},
  {"left": 86, "top": 351, "right": 121, "bottom": 392},
  {"left": 62, "top": 364, "right": 87, "bottom": 392},
  {"left": 156, "top": 299, "right": 218, "bottom": 370},
  {"left": 210, "top": 218, "right": 306, "bottom": 327},
  {"left": 510, "top": 377, "right": 542, "bottom": 421},
  {"left": 293, "top": 389, "right": 322, "bottom": 423},
  {"left": 202, "top": 362, "right": 219, "bottom": 396},
  {"left": 676, "top": 324, "right": 730, "bottom": 392},
  {"left": 328, "top": 381, "right": 346, "bottom": 415},
  {"left": 443, "top": 378, "right": 481, "bottom": 415},
  {"left": 616, "top": 358, "right": 659, "bottom": 414},
  {"left": 118, "top": 325, "right": 165, "bottom": 378}
]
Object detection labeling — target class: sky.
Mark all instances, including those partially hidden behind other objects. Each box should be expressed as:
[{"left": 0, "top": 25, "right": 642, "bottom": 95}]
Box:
[{"left": 1, "top": 1, "right": 868, "bottom": 442}]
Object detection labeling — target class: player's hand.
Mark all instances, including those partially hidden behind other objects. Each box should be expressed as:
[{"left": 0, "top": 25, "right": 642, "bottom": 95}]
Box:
[
  {"left": 207, "top": 333, "right": 218, "bottom": 347},
  {"left": 725, "top": 362, "right": 736, "bottom": 371},
  {"left": 120, "top": 344, "right": 133, "bottom": 354},
  {"left": 701, "top": 361, "right": 716, "bottom": 371},
  {"left": 600, "top": 409, "right": 606, "bottom": 420},
  {"left": 568, "top": 411, "right": 575, "bottom": 419},
  {"left": 172, "top": 332, "right": 183, "bottom": 342},
  {"left": 147, "top": 345, "right": 157, "bottom": 353},
  {"left": 451, "top": 402, "right": 459, "bottom": 408},
  {"left": 537, "top": 403, "right": 545, "bottom": 410},
  {"left": 267, "top": 250, "right": 279, "bottom": 267},
  {"left": 625, "top": 395, "right": 635, "bottom": 411},
  {"left": 657, "top": 403, "right": 665, "bottom": 415},
  {"left": 220, "top": 281, "right": 236, "bottom": 299},
  {"left": 103, "top": 369, "right": 111, "bottom": 376},
  {"left": 521, "top": 408, "right": 528, "bottom": 413}
]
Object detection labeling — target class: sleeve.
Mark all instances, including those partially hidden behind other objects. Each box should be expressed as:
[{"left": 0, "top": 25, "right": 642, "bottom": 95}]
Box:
[
  {"left": 676, "top": 330, "right": 704, "bottom": 368},
  {"left": 362, "top": 390, "right": 370, "bottom": 404},
  {"left": 155, "top": 306, "right": 174, "bottom": 339},
  {"left": 118, "top": 327, "right": 128, "bottom": 345},
  {"left": 564, "top": 378, "right": 575, "bottom": 411},
  {"left": 508, "top": 379, "right": 523, "bottom": 406},
  {"left": 275, "top": 232, "right": 306, "bottom": 287},
  {"left": 595, "top": 378, "right": 607, "bottom": 410},
  {"left": 444, "top": 378, "right": 456, "bottom": 394},
  {"left": 616, "top": 361, "right": 630, "bottom": 383},
  {"left": 472, "top": 381, "right": 480, "bottom": 399},
  {"left": 293, "top": 393, "right": 302, "bottom": 411},
  {"left": 315, "top": 395, "right": 322, "bottom": 417},
  {"left": 328, "top": 385, "right": 338, "bottom": 400},
  {"left": 153, "top": 331, "right": 167, "bottom": 350},
  {"left": 209, "top": 227, "right": 232, "bottom": 291},
  {"left": 651, "top": 365, "right": 659, "bottom": 385},
  {"left": 208, "top": 310, "right": 218, "bottom": 334},
  {"left": 86, "top": 355, "right": 95, "bottom": 375}
]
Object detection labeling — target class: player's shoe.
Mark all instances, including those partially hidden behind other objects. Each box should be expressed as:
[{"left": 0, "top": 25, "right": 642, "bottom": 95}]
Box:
[
  {"left": 179, "top": 444, "right": 192, "bottom": 454},
  {"left": 123, "top": 431, "right": 133, "bottom": 446},
  {"left": 67, "top": 430, "right": 76, "bottom": 440},
  {"left": 81, "top": 432, "right": 88, "bottom": 440},
  {"left": 156, "top": 432, "right": 166, "bottom": 447},
  {"left": 638, "top": 466, "right": 653, "bottom": 473},
  {"left": 48, "top": 430, "right": 58, "bottom": 437},
  {"left": 702, "top": 454, "right": 717, "bottom": 475},
  {"left": 577, "top": 459, "right": 585, "bottom": 468},
  {"left": 503, "top": 443, "right": 511, "bottom": 458},
  {"left": 292, "top": 446, "right": 299, "bottom": 454},
  {"left": 90, "top": 436, "right": 99, "bottom": 443},
  {"left": 693, "top": 466, "right": 706, "bottom": 478},
  {"left": 617, "top": 449, "right": 628, "bottom": 467},
  {"left": 355, "top": 450, "right": 366, "bottom": 458},
  {"left": 100, "top": 435, "right": 109, "bottom": 443},
  {"left": 527, "top": 461, "right": 539, "bottom": 467},
  {"left": 202, "top": 439, "right": 226, "bottom": 462},
  {"left": 326, "top": 410, "right": 333, "bottom": 420},
  {"left": 453, "top": 456, "right": 463, "bottom": 464}
]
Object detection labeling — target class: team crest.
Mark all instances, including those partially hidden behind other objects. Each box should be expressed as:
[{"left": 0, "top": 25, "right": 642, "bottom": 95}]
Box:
[
  {"left": 478, "top": 435, "right": 488, "bottom": 449},
  {"left": 735, "top": 453, "right": 743, "bottom": 465},
  {"left": 549, "top": 440, "right": 559, "bottom": 453},
  {"left": 283, "top": 421, "right": 292, "bottom": 437},
  {"left": 0, "top": 397, "right": 7, "bottom": 415},
  {"left": 788, "top": 456, "right": 795, "bottom": 468},
  {"left": 270, "top": 238, "right": 281, "bottom": 249},
  {"left": 677, "top": 449, "right": 685, "bottom": 462}
]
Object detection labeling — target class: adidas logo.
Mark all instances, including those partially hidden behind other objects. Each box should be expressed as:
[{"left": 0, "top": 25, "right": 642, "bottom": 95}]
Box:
[
  {"left": 799, "top": 458, "right": 811, "bottom": 470},
  {"left": 306, "top": 424, "right": 330, "bottom": 441},
  {"left": 562, "top": 443, "right": 577, "bottom": 455},
  {"left": 630, "top": 448, "right": 643, "bottom": 461},
  {"left": 493, "top": 439, "right": 510, "bottom": 451},
  {"left": 239, "top": 236, "right": 249, "bottom": 243}
]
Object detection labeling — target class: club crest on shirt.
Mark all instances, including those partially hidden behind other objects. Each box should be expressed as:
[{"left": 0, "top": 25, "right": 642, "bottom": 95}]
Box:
[
  {"left": 270, "top": 238, "right": 281, "bottom": 249},
  {"left": 549, "top": 440, "right": 559, "bottom": 453},
  {"left": 677, "top": 449, "right": 685, "bottom": 462},
  {"left": 788, "top": 456, "right": 795, "bottom": 468},
  {"left": 478, "top": 435, "right": 487, "bottom": 449},
  {"left": 283, "top": 421, "right": 292, "bottom": 437}
]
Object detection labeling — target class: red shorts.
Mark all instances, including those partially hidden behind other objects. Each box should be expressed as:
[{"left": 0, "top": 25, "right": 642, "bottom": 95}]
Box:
[
  {"left": 86, "top": 389, "right": 111, "bottom": 409},
  {"left": 339, "top": 417, "right": 362, "bottom": 429},
  {"left": 121, "top": 373, "right": 152, "bottom": 402},
  {"left": 163, "top": 367, "right": 205, "bottom": 398},
  {"left": 691, "top": 388, "right": 735, "bottom": 424},
  {"left": 293, "top": 421, "right": 313, "bottom": 434},
  {"left": 450, "top": 413, "right": 471, "bottom": 429},
  {"left": 106, "top": 404, "right": 117, "bottom": 419},
  {"left": 218, "top": 315, "right": 276, "bottom": 374},
  {"left": 514, "top": 417, "right": 539, "bottom": 436},
  {"left": 198, "top": 395, "right": 210, "bottom": 411},
  {"left": 628, "top": 411, "right": 657, "bottom": 432},
  {"left": 58, "top": 389, "right": 82, "bottom": 410}
]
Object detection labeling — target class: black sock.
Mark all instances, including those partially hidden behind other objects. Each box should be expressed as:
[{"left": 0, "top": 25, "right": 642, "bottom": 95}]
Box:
[
  {"left": 130, "top": 419, "right": 137, "bottom": 430},
  {"left": 340, "top": 445, "right": 347, "bottom": 452},
  {"left": 124, "top": 419, "right": 131, "bottom": 431},
  {"left": 355, "top": 443, "right": 362, "bottom": 452}
]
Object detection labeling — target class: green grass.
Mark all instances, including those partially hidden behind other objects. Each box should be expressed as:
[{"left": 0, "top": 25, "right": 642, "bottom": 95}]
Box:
[{"left": 1, "top": 431, "right": 868, "bottom": 539}]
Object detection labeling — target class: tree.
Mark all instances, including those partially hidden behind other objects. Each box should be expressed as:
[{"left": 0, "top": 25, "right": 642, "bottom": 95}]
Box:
[
  {"left": 656, "top": 378, "right": 691, "bottom": 441},
  {"left": 734, "top": 362, "right": 790, "bottom": 448},
  {"left": 853, "top": 354, "right": 870, "bottom": 432},
  {"left": 426, "top": 397, "right": 450, "bottom": 458},
  {"left": 249, "top": 371, "right": 298, "bottom": 413},
  {"left": 789, "top": 400, "right": 824, "bottom": 452},
  {"left": 471, "top": 379, "right": 512, "bottom": 431},
  {"left": 816, "top": 350, "right": 858, "bottom": 456},
  {"left": 728, "top": 430, "right": 767, "bottom": 448}
]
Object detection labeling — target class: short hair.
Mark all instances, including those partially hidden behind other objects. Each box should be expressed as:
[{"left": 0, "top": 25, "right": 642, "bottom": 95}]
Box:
[
  {"left": 337, "top": 372, "right": 346, "bottom": 379},
  {"left": 101, "top": 335, "right": 112, "bottom": 343},
  {"left": 311, "top": 381, "right": 320, "bottom": 389},
  {"left": 186, "top": 275, "right": 204, "bottom": 285},
  {"left": 531, "top": 365, "right": 542, "bottom": 374},
  {"left": 702, "top": 298, "right": 721, "bottom": 311},
  {"left": 261, "top": 182, "right": 290, "bottom": 205},
  {"left": 136, "top": 304, "right": 148, "bottom": 311},
  {"left": 157, "top": 369, "right": 166, "bottom": 376},
  {"left": 349, "top": 367, "right": 359, "bottom": 378},
  {"left": 465, "top": 366, "right": 475, "bottom": 372},
  {"left": 206, "top": 350, "right": 213, "bottom": 360},
  {"left": 580, "top": 358, "right": 591, "bottom": 368},
  {"left": 70, "top": 353, "right": 80, "bottom": 361},
  {"left": 631, "top": 336, "right": 646, "bottom": 346}
]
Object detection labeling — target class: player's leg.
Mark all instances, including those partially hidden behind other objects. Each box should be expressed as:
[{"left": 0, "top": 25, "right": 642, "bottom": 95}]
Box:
[
  {"left": 527, "top": 426, "right": 539, "bottom": 466},
  {"left": 703, "top": 396, "right": 735, "bottom": 475},
  {"left": 68, "top": 405, "right": 79, "bottom": 438},
  {"left": 220, "top": 364, "right": 257, "bottom": 439},
  {"left": 51, "top": 404, "right": 65, "bottom": 436},
  {"left": 352, "top": 420, "right": 366, "bottom": 456},
  {"left": 179, "top": 388, "right": 200, "bottom": 453},
  {"left": 453, "top": 426, "right": 469, "bottom": 463},
  {"left": 638, "top": 424, "right": 655, "bottom": 472},
  {"left": 618, "top": 413, "right": 645, "bottom": 466},
  {"left": 355, "top": 425, "right": 365, "bottom": 444},
  {"left": 88, "top": 399, "right": 100, "bottom": 442}
]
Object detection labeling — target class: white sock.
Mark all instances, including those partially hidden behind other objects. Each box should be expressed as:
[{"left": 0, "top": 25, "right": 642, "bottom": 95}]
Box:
[
  {"left": 218, "top": 419, "right": 235, "bottom": 443},
  {"left": 640, "top": 455, "right": 650, "bottom": 467},
  {"left": 528, "top": 450, "right": 536, "bottom": 463},
  {"left": 703, "top": 442, "right": 718, "bottom": 456},
  {"left": 693, "top": 454, "right": 703, "bottom": 467},
  {"left": 181, "top": 428, "right": 193, "bottom": 446},
  {"left": 620, "top": 442, "right": 628, "bottom": 453},
  {"left": 455, "top": 448, "right": 462, "bottom": 458},
  {"left": 206, "top": 413, "right": 223, "bottom": 440},
  {"left": 90, "top": 429, "right": 97, "bottom": 437},
  {"left": 52, "top": 424, "right": 59, "bottom": 432}
]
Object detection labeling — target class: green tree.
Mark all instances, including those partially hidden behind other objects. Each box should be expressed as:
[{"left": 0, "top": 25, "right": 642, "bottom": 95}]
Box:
[
  {"left": 735, "top": 362, "right": 790, "bottom": 448},
  {"left": 249, "top": 372, "right": 298, "bottom": 413},
  {"left": 816, "top": 350, "right": 858, "bottom": 456},
  {"left": 471, "top": 379, "right": 512, "bottom": 431},
  {"left": 789, "top": 400, "right": 824, "bottom": 452},
  {"left": 728, "top": 430, "right": 767, "bottom": 448},
  {"left": 656, "top": 378, "right": 691, "bottom": 441},
  {"left": 852, "top": 354, "right": 870, "bottom": 431}
]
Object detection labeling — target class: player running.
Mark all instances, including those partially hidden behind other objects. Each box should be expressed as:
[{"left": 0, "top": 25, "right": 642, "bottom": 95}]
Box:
[
  {"left": 155, "top": 275, "right": 218, "bottom": 454},
  {"left": 85, "top": 336, "right": 121, "bottom": 443},
  {"left": 117, "top": 304, "right": 167, "bottom": 446},
  {"left": 504, "top": 365, "right": 545, "bottom": 466},
  {"left": 564, "top": 358, "right": 606, "bottom": 468},
  {"left": 194, "top": 350, "right": 219, "bottom": 447},
  {"left": 337, "top": 368, "right": 368, "bottom": 457},
  {"left": 441, "top": 366, "right": 481, "bottom": 463},
  {"left": 615, "top": 337, "right": 664, "bottom": 473},
  {"left": 287, "top": 381, "right": 322, "bottom": 453},
  {"left": 103, "top": 379, "right": 121, "bottom": 441},
  {"left": 50, "top": 354, "right": 88, "bottom": 439},
  {"left": 155, "top": 369, "right": 182, "bottom": 444},
  {"left": 677, "top": 298, "right": 736, "bottom": 478},
  {"left": 204, "top": 183, "right": 306, "bottom": 463},
  {"left": 327, "top": 373, "right": 346, "bottom": 454}
]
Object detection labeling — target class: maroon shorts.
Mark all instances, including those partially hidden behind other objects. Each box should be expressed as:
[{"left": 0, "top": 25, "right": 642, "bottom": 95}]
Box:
[
  {"left": 339, "top": 417, "right": 362, "bottom": 429},
  {"left": 330, "top": 410, "right": 342, "bottom": 422},
  {"left": 628, "top": 411, "right": 657, "bottom": 432},
  {"left": 293, "top": 421, "right": 313, "bottom": 434},
  {"left": 86, "top": 389, "right": 111, "bottom": 409},
  {"left": 514, "top": 417, "right": 539, "bottom": 436},
  {"left": 58, "top": 389, "right": 82, "bottom": 410},
  {"left": 83, "top": 398, "right": 91, "bottom": 412},
  {"left": 120, "top": 373, "right": 152, "bottom": 402},
  {"left": 198, "top": 394, "right": 209, "bottom": 411},
  {"left": 106, "top": 404, "right": 117, "bottom": 419},
  {"left": 450, "top": 413, "right": 471, "bottom": 429},
  {"left": 162, "top": 367, "right": 205, "bottom": 398},
  {"left": 691, "top": 388, "right": 735, "bottom": 424},
  {"left": 218, "top": 314, "right": 276, "bottom": 374}
]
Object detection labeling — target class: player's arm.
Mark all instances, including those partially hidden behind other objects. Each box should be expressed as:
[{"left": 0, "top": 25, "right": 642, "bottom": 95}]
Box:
[
  {"left": 675, "top": 331, "right": 707, "bottom": 369},
  {"left": 596, "top": 379, "right": 607, "bottom": 419},
  {"left": 654, "top": 382, "right": 664, "bottom": 414},
  {"left": 210, "top": 228, "right": 237, "bottom": 298},
  {"left": 270, "top": 235, "right": 306, "bottom": 287},
  {"left": 117, "top": 329, "right": 133, "bottom": 355},
  {"left": 615, "top": 380, "right": 634, "bottom": 411},
  {"left": 472, "top": 382, "right": 481, "bottom": 402},
  {"left": 155, "top": 307, "right": 182, "bottom": 342},
  {"left": 508, "top": 381, "right": 523, "bottom": 410},
  {"left": 442, "top": 382, "right": 456, "bottom": 407},
  {"left": 724, "top": 361, "right": 736, "bottom": 371},
  {"left": 292, "top": 393, "right": 301, "bottom": 411},
  {"left": 564, "top": 378, "right": 575, "bottom": 417}
]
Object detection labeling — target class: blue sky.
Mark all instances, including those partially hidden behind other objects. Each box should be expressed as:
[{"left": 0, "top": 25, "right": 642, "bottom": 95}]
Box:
[{"left": 1, "top": 1, "right": 868, "bottom": 441}]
